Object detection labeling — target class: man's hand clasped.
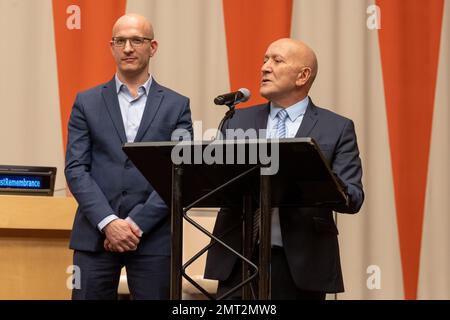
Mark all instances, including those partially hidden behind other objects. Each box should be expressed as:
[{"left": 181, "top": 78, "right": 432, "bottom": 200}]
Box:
[{"left": 103, "top": 219, "right": 142, "bottom": 252}]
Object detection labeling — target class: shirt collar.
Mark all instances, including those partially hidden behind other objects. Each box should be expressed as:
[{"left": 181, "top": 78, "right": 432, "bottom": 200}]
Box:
[
  {"left": 269, "top": 96, "right": 309, "bottom": 121},
  {"left": 115, "top": 74, "right": 153, "bottom": 95}
]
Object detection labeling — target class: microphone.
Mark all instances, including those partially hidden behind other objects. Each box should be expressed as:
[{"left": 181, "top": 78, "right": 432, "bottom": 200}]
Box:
[{"left": 214, "top": 88, "right": 251, "bottom": 106}]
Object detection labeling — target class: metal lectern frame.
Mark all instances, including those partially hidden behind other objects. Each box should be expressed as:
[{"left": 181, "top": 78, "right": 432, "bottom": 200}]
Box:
[{"left": 171, "top": 163, "right": 264, "bottom": 300}]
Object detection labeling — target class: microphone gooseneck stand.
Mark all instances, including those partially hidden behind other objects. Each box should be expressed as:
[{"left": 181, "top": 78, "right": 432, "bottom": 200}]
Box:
[{"left": 216, "top": 102, "right": 236, "bottom": 140}]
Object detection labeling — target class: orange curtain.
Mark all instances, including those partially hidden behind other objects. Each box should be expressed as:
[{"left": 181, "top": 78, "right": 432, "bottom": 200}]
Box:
[
  {"left": 52, "top": 0, "right": 127, "bottom": 153},
  {"left": 377, "top": 0, "right": 444, "bottom": 300},
  {"left": 222, "top": 0, "right": 293, "bottom": 108}
]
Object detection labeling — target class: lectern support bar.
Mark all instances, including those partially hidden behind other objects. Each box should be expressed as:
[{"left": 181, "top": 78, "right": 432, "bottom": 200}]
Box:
[
  {"left": 242, "top": 194, "right": 253, "bottom": 300},
  {"left": 259, "top": 172, "right": 272, "bottom": 299},
  {"left": 171, "top": 165, "right": 184, "bottom": 299}
]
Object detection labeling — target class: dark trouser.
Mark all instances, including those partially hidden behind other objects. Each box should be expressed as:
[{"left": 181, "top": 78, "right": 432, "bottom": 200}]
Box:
[
  {"left": 217, "top": 246, "right": 326, "bottom": 300},
  {"left": 72, "top": 250, "right": 170, "bottom": 300}
]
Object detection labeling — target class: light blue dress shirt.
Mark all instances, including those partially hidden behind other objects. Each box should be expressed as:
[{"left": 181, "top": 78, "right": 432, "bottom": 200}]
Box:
[
  {"left": 266, "top": 96, "right": 309, "bottom": 247},
  {"left": 116, "top": 74, "right": 153, "bottom": 143},
  {"left": 97, "top": 74, "right": 152, "bottom": 233}
]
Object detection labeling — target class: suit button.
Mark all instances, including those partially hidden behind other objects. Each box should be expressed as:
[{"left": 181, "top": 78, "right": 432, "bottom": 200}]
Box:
[
  {"left": 124, "top": 159, "right": 132, "bottom": 169},
  {"left": 122, "top": 191, "right": 127, "bottom": 196}
]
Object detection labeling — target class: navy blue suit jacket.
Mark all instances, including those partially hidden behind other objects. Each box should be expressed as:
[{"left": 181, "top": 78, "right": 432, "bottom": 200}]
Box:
[
  {"left": 204, "top": 100, "right": 364, "bottom": 293},
  {"left": 65, "top": 77, "right": 192, "bottom": 255}
]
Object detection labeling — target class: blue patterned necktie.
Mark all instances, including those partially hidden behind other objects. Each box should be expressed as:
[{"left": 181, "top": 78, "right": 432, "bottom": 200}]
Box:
[
  {"left": 276, "top": 108, "right": 288, "bottom": 138},
  {"left": 252, "top": 108, "right": 290, "bottom": 247}
]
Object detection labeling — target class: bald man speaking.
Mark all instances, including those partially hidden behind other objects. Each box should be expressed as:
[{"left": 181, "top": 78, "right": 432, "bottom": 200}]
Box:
[
  {"left": 205, "top": 39, "right": 364, "bottom": 300},
  {"left": 65, "top": 14, "right": 192, "bottom": 299}
]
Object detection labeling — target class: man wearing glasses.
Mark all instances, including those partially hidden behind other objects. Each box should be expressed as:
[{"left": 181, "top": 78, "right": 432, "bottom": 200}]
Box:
[{"left": 65, "top": 14, "right": 192, "bottom": 299}]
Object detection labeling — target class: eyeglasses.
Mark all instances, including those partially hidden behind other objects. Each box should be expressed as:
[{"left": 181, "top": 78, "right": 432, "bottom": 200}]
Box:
[{"left": 111, "top": 37, "right": 153, "bottom": 47}]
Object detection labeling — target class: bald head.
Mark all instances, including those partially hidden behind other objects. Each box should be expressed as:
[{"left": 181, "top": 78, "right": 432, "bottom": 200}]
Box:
[
  {"left": 112, "top": 13, "right": 154, "bottom": 39},
  {"left": 110, "top": 13, "right": 158, "bottom": 84},
  {"left": 270, "top": 38, "right": 318, "bottom": 87},
  {"left": 260, "top": 38, "right": 318, "bottom": 107}
]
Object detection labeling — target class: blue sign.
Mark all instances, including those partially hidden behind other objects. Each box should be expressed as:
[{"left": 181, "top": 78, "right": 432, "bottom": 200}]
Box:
[{"left": 0, "top": 175, "right": 42, "bottom": 189}]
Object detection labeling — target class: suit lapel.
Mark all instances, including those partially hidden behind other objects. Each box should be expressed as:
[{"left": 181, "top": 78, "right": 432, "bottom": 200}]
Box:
[
  {"left": 102, "top": 78, "right": 127, "bottom": 144},
  {"left": 295, "top": 99, "right": 318, "bottom": 137},
  {"left": 255, "top": 103, "right": 270, "bottom": 138},
  {"left": 134, "top": 80, "right": 164, "bottom": 142}
]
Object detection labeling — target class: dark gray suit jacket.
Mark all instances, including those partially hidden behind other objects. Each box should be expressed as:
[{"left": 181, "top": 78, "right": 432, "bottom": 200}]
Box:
[
  {"left": 204, "top": 100, "right": 364, "bottom": 293},
  {"left": 65, "top": 77, "right": 192, "bottom": 256}
]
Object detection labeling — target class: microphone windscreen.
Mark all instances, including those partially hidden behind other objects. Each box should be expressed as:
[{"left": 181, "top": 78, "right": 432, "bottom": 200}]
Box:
[{"left": 238, "top": 88, "right": 251, "bottom": 102}]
